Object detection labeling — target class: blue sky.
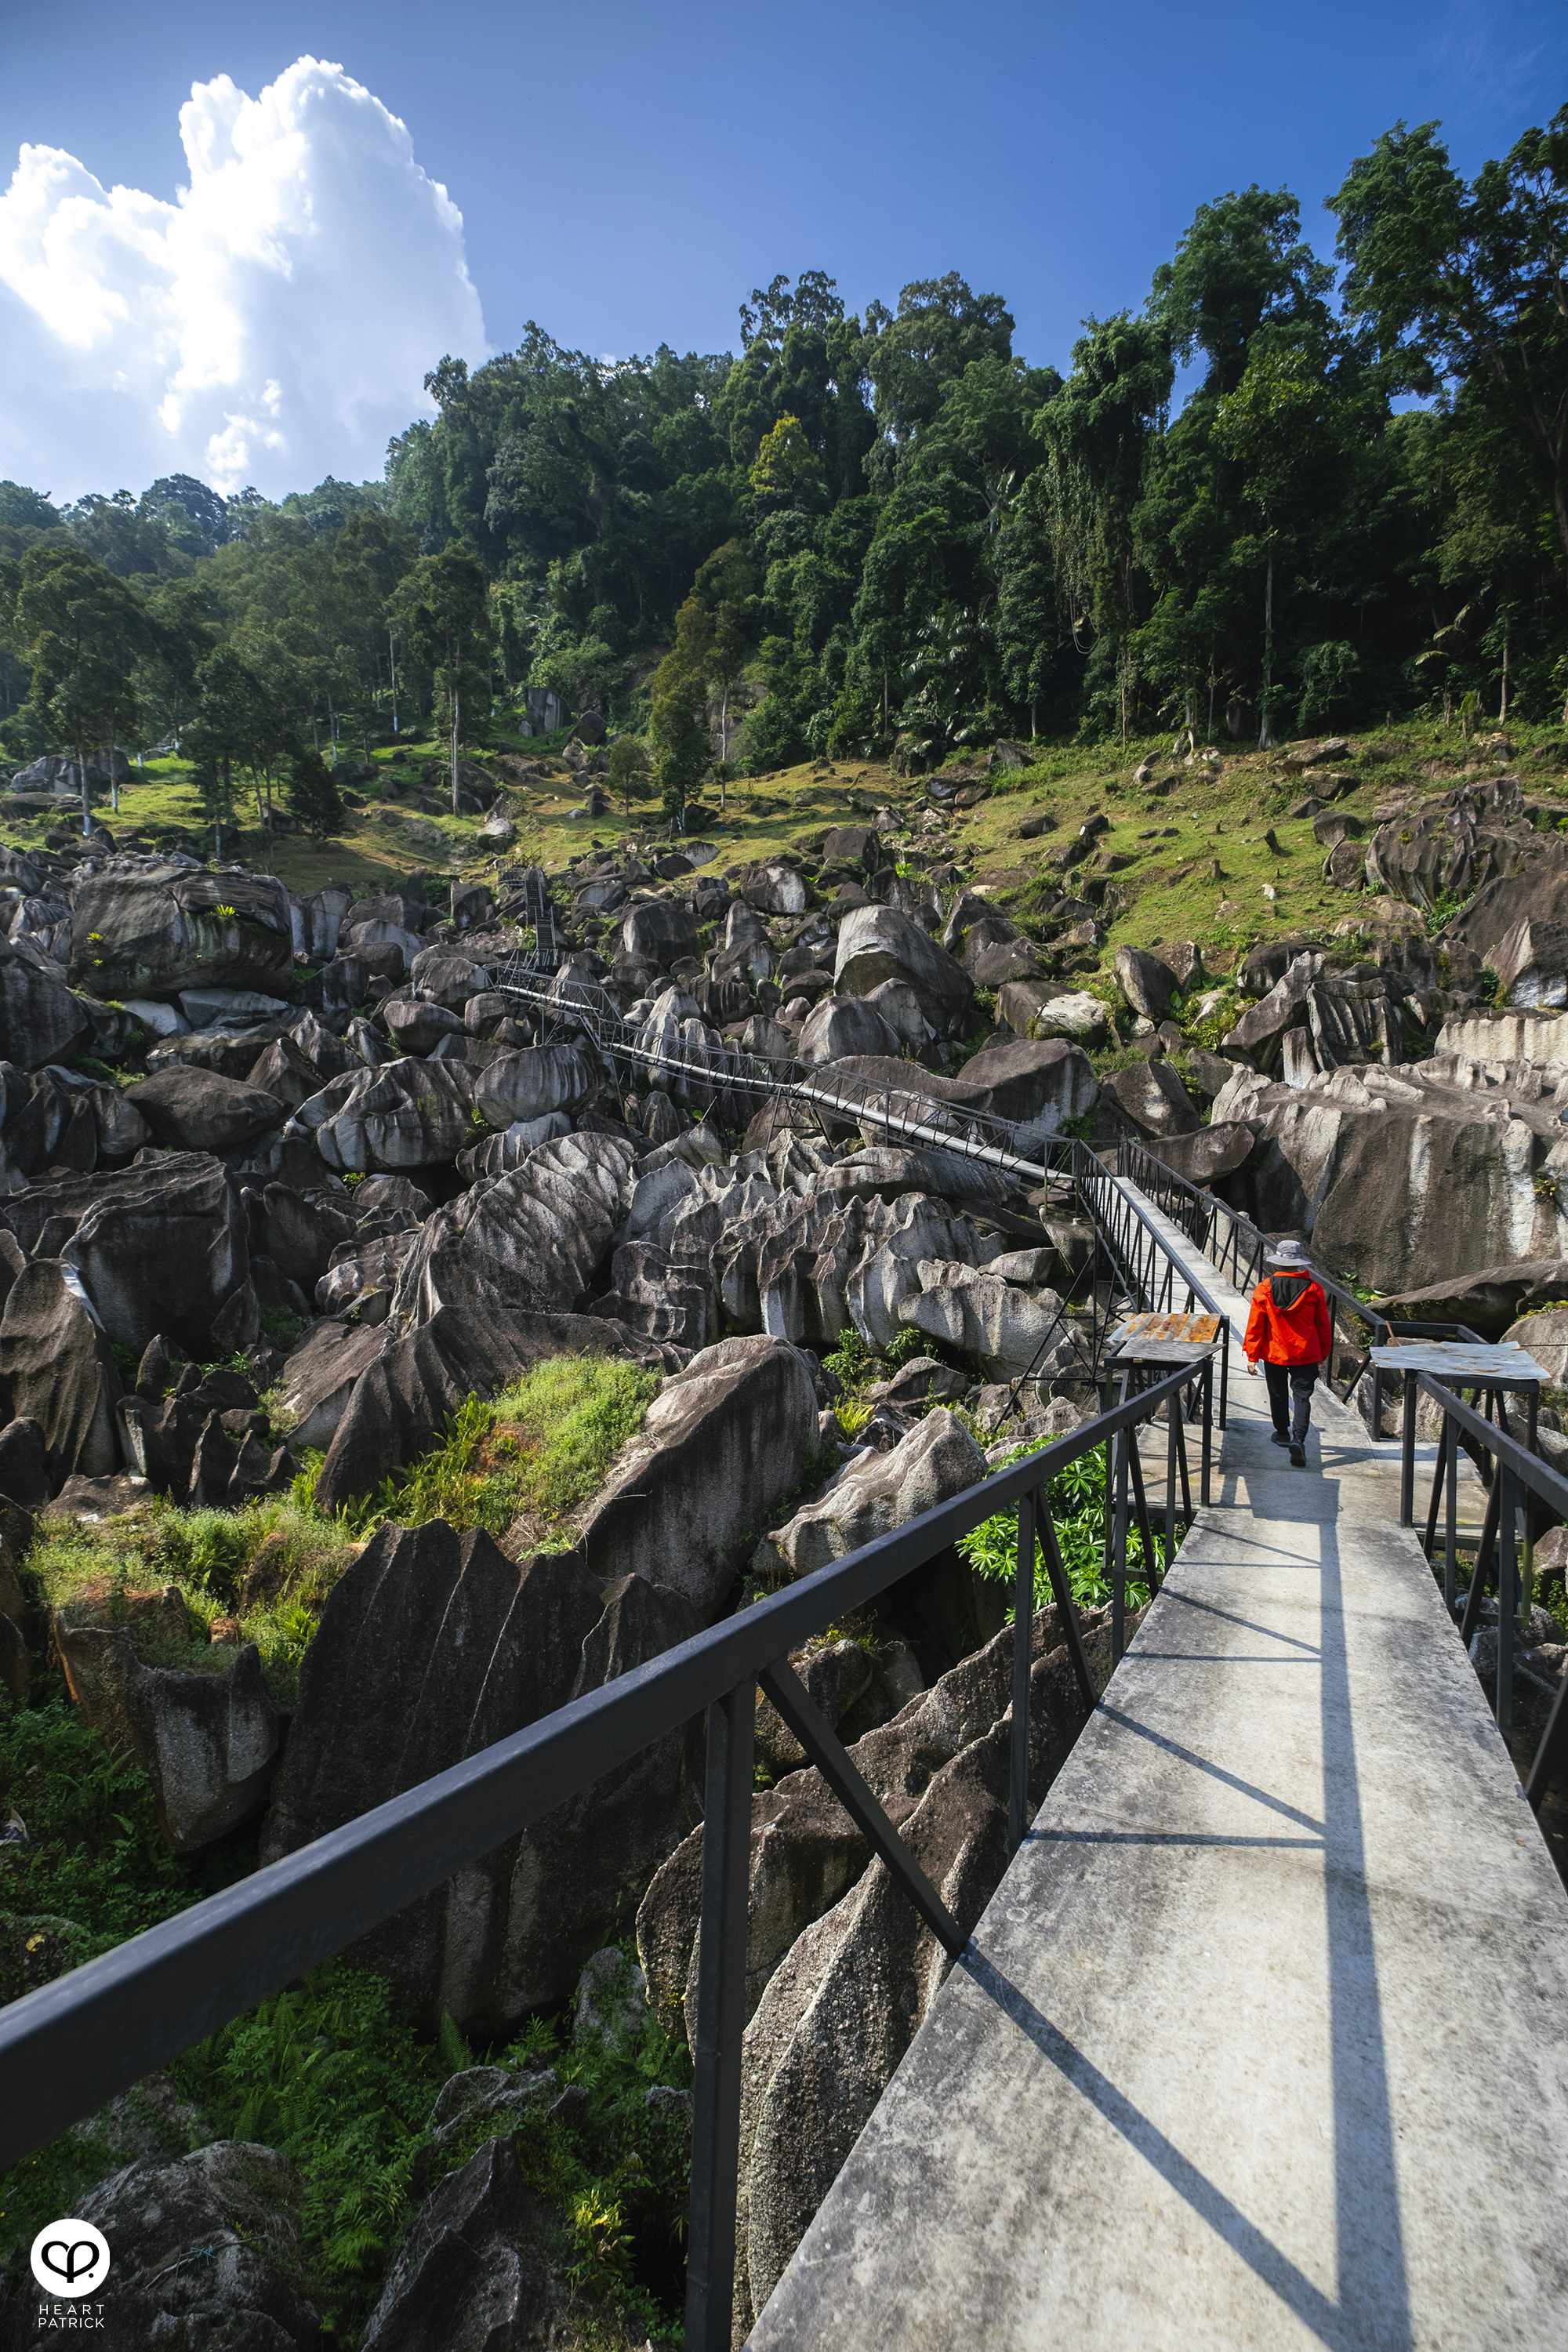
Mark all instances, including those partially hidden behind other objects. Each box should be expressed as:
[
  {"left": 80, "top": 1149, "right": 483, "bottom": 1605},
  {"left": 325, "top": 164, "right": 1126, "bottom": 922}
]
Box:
[{"left": 0, "top": 0, "right": 1559, "bottom": 499}]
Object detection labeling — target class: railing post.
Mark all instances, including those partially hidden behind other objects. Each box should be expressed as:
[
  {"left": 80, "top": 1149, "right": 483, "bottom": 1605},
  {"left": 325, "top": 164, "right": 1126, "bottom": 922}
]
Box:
[
  {"left": 1400, "top": 1369, "right": 1417, "bottom": 1527},
  {"left": 1111, "top": 1421, "right": 1131, "bottom": 1664},
  {"left": 1497, "top": 1465, "right": 1518, "bottom": 1746},
  {"left": 686, "top": 1678, "right": 755, "bottom": 2352},
  {"left": 1444, "top": 1407, "right": 1459, "bottom": 1613},
  {"left": 1009, "top": 1489, "right": 1036, "bottom": 1855}
]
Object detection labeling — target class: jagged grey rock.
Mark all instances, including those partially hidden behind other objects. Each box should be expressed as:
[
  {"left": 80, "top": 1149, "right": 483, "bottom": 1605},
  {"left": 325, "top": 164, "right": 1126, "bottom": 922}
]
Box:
[
  {"left": 68, "top": 860, "right": 296, "bottom": 998},
  {"left": 0, "top": 936, "right": 93, "bottom": 1070},
  {"left": 262, "top": 1521, "right": 701, "bottom": 2025},
  {"left": 387, "top": 1130, "right": 636, "bottom": 1328},
  {"left": 125, "top": 1065, "right": 286, "bottom": 1154},
  {"left": 289, "top": 1054, "right": 480, "bottom": 1171},
  {"left": 575, "top": 1335, "right": 819, "bottom": 1619},
  {"left": 69, "top": 2143, "right": 321, "bottom": 2350},
  {"left": 834, "top": 905, "right": 975, "bottom": 1034},
  {"left": 753, "top": 1409, "right": 985, "bottom": 1585},
  {"left": 54, "top": 1622, "right": 284, "bottom": 1850},
  {"left": 0, "top": 1260, "right": 122, "bottom": 1483},
  {"left": 312, "top": 1304, "right": 678, "bottom": 1513}
]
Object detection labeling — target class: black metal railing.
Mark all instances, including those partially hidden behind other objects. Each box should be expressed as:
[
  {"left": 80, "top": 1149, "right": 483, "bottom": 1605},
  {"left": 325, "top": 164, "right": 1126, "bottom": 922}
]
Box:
[
  {"left": 0, "top": 1365, "right": 1197, "bottom": 2350},
  {"left": 1060, "top": 1138, "right": 1234, "bottom": 1431},
  {"left": 1417, "top": 1373, "right": 1568, "bottom": 1799}
]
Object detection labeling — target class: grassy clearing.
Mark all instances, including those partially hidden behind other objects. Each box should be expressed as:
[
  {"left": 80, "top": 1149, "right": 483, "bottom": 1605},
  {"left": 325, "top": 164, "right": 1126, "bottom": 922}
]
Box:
[
  {"left": 342, "top": 1356, "right": 662, "bottom": 1545},
  {"left": 28, "top": 1496, "right": 360, "bottom": 1705}
]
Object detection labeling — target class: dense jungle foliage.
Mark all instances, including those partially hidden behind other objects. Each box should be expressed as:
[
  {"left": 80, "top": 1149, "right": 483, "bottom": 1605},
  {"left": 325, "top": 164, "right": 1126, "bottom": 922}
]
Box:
[{"left": 1, "top": 107, "right": 1565, "bottom": 818}]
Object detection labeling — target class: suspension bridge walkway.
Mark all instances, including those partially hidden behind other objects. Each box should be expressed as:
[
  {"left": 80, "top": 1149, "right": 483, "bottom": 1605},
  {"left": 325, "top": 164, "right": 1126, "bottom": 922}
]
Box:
[{"left": 750, "top": 1181, "right": 1568, "bottom": 2350}]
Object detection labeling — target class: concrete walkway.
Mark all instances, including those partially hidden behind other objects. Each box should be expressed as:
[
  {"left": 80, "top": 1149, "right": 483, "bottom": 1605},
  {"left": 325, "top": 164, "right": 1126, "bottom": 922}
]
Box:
[{"left": 752, "top": 1191, "right": 1568, "bottom": 2349}]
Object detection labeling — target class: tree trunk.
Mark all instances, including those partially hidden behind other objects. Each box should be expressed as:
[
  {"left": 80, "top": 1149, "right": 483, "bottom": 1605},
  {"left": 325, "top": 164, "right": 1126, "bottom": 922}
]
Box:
[
  {"left": 78, "top": 731, "right": 90, "bottom": 838},
  {"left": 327, "top": 690, "right": 337, "bottom": 769},
  {"left": 1501, "top": 618, "right": 1511, "bottom": 725},
  {"left": 389, "top": 630, "right": 398, "bottom": 735},
  {"left": 1257, "top": 548, "right": 1276, "bottom": 751},
  {"left": 451, "top": 684, "right": 461, "bottom": 814}
]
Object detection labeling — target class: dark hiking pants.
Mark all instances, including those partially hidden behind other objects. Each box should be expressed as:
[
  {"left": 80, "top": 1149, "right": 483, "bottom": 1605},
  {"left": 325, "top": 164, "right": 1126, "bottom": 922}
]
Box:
[{"left": 1265, "top": 1360, "right": 1320, "bottom": 1443}]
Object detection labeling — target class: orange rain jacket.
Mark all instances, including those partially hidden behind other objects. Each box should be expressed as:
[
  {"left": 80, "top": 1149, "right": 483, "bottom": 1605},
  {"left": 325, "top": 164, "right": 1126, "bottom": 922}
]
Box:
[{"left": 1243, "top": 1271, "right": 1333, "bottom": 1367}]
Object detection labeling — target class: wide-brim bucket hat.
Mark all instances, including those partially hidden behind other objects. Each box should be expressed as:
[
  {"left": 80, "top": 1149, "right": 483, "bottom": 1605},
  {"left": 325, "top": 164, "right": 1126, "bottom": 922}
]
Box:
[{"left": 1265, "top": 1236, "right": 1312, "bottom": 1268}]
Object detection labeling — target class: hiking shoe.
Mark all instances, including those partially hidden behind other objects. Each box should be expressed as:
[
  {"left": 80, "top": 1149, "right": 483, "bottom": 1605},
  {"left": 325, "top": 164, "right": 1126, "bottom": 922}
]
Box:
[
  {"left": 1270, "top": 1430, "right": 1291, "bottom": 1447},
  {"left": 1289, "top": 1439, "right": 1306, "bottom": 1468}
]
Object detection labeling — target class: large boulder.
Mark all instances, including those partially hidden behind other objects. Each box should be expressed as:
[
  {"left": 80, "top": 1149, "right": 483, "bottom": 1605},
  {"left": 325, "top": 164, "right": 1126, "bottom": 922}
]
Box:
[
  {"left": 1142, "top": 1121, "right": 1256, "bottom": 1188},
  {"left": 1376, "top": 1258, "right": 1568, "bottom": 1341},
  {"left": 359, "top": 2138, "right": 564, "bottom": 2352},
  {"left": 1501, "top": 1307, "right": 1568, "bottom": 1385},
  {"left": 1113, "top": 944, "right": 1178, "bottom": 1021},
  {"left": 0, "top": 937, "right": 93, "bottom": 1071},
  {"left": 1222, "top": 950, "right": 1324, "bottom": 1072},
  {"left": 54, "top": 1625, "right": 284, "bottom": 1851},
  {"left": 313, "top": 1304, "right": 677, "bottom": 1513},
  {"left": 575, "top": 1336, "right": 818, "bottom": 1620},
  {"left": 0, "top": 1260, "right": 121, "bottom": 1484},
  {"left": 34, "top": 1154, "right": 255, "bottom": 1359},
  {"left": 834, "top": 906, "right": 974, "bottom": 1036},
  {"left": 1102, "top": 1058, "right": 1202, "bottom": 1138},
  {"left": 1216, "top": 1059, "right": 1568, "bottom": 1293},
  {"left": 753, "top": 1409, "right": 985, "bottom": 1585},
  {"left": 1366, "top": 775, "right": 1537, "bottom": 914},
  {"left": 949, "top": 1037, "right": 1099, "bottom": 1135},
  {"left": 69, "top": 860, "right": 295, "bottom": 998},
  {"left": 997, "top": 982, "right": 1111, "bottom": 1048},
  {"left": 261, "top": 1520, "right": 702, "bottom": 2027},
  {"left": 386, "top": 1131, "right": 637, "bottom": 1328},
  {"left": 124, "top": 1065, "right": 286, "bottom": 1154},
  {"left": 67, "top": 2143, "right": 321, "bottom": 2350},
  {"left": 274, "top": 1319, "right": 390, "bottom": 1450},
  {"left": 0, "top": 1063, "right": 151, "bottom": 1189},
  {"left": 797, "top": 995, "right": 903, "bottom": 1066},
  {"left": 289, "top": 1054, "right": 480, "bottom": 1172},
  {"left": 471, "top": 1040, "right": 608, "bottom": 1129},
  {"left": 620, "top": 898, "right": 699, "bottom": 965},
  {"left": 896, "top": 1260, "right": 1068, "bottom": 1378}
]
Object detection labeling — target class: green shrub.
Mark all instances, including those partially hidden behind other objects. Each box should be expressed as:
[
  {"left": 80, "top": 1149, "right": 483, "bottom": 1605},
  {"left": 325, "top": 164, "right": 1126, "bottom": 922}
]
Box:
[{"left": 957, "top": 1440, "right": 1168, "bottom": 1614}]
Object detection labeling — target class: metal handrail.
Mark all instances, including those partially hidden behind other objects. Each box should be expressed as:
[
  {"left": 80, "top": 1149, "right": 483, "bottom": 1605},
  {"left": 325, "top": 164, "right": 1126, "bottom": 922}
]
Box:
[
  {"left": 492, "top": 953, "right": 1062, "bottom": 1181},
  {"left": 0, "top": 1364, "right": 1192, "bottom": 2350},
  {"left": 1062, "top": 1138, "right": 1232, "bottom": 1430},
  {"left": 1112, "top": 1136, "right": 1488, "bottom": 1431},
  {"left": 1415, "top": 1372, "right": 1568, "bottom": 1802}
]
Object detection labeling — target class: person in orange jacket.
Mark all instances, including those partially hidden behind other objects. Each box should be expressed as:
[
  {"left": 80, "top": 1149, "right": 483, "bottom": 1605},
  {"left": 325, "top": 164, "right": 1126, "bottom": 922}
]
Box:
[{"left": 1243, "top": 1236, "right": 1334, "bottom": 1467}]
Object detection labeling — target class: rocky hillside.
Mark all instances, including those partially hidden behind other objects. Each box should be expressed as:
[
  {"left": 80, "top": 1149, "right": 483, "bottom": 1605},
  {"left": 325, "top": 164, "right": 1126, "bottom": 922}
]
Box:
[{"left": 3, "top": 706, "right": 1568, "bottom": 2343}]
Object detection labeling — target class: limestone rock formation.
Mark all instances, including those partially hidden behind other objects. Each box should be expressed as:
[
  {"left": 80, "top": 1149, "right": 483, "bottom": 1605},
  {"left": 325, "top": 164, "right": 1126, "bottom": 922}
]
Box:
[{"left": 261, "top": 1520, "right": 702, "bottom": 2027}]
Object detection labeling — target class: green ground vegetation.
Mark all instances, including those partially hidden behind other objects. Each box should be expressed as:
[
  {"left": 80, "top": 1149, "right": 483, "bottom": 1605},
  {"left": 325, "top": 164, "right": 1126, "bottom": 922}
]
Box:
[
  {"left": 339, "top": 1357, "right": 662, "bottom": 1542},
  {"left": 0, "top": 1921, "right": 691, "bottom": 2344},
  {"left": 958, "top": 1439, "right": 1169, "bottom": 1616}
]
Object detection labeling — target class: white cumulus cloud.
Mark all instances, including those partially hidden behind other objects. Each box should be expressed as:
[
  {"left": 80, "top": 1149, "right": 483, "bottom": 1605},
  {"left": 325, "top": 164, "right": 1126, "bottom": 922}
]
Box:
[{"left": 0, "top": 56, "right": 488, "bottom": 502}]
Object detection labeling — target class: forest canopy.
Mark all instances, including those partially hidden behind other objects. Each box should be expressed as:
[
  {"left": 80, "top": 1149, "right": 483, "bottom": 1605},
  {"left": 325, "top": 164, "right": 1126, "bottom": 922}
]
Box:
[{"left": 2, "top": 104, "right": 1564, "bottom": 797}]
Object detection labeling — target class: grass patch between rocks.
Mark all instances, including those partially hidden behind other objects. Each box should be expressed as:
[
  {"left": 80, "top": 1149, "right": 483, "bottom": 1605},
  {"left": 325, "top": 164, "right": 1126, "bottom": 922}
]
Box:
[
  {"left": 343, "top": 1357, "right": 662, "bottom": 1544},
  {"left": 27, "top": 1497, "right": 361, "bottom": 1706}
]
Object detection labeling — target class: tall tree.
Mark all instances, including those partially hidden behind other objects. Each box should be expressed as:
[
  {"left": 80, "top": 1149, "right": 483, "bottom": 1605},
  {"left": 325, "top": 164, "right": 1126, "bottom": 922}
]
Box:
[
  {"left": 1329, "top": 110, "right": 1568, "bottom": 574},
  {"left": 648, "top": 593, "right": 714, "bottom": 826},
  {"left": 13, "top": 546, "right": 149, "bottom": 833},
  {"left": 390, "top": 546, "right": 495, "bottom": 809}
]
